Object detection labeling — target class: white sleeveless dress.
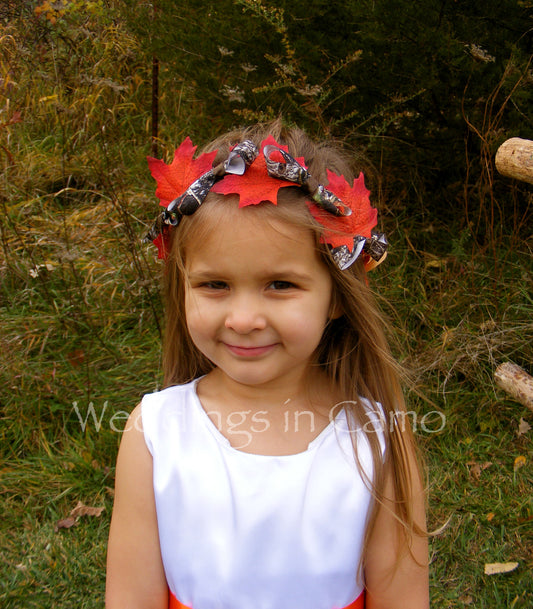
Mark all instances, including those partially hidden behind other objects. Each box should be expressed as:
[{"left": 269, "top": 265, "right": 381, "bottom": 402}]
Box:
[{"left": 141, "top": 379, "right": 379, "bottom": 609}]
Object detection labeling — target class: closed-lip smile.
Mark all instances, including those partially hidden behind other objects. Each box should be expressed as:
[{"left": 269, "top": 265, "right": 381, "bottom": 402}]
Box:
[{"left": 223, "top": 343, "right": 277, "bottom": 357}]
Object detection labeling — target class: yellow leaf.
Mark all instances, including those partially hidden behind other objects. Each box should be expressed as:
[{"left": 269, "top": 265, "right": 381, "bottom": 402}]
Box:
[
  {"left": 514, "top": 455, "right": 526, "bottom": 472},
  {"left": 425, "top": 259, "right": 444, "bottom": 269},
  {"left": 484, "top": 562, "right": 519, "bottom": 575},
  {"left": 486, "top": 512, "right": 495, "bottom": 522}
]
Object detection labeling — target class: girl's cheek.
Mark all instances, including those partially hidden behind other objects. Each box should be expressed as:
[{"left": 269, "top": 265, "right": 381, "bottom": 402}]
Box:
[{"left": 187, "top": 297, "right": 222, "bottom": 323}]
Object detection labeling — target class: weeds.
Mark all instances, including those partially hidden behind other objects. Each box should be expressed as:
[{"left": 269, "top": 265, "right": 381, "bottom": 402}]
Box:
[{"left": 1, "top": 3, "right": 532, "bottom": 608}]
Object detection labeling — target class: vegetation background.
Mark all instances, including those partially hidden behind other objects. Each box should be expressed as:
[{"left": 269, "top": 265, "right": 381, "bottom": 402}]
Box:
[{"left": 1, "top": 0, "right": 532, "bottom": 606}]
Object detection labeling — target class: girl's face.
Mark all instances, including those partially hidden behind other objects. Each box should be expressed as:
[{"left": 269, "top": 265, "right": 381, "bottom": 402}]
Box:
[{"left": 184, "top": 209, "right": 336, "bottom": 391}]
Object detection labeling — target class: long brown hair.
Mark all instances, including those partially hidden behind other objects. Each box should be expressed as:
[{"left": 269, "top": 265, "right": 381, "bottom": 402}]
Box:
[{"left": 160, "top": 119, "right": 425, "bottom": 569}]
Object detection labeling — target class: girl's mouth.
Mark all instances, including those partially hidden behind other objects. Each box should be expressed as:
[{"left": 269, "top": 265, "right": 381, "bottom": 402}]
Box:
[{"left": 223, "top": 343, "right": 277, "bottom": 357}]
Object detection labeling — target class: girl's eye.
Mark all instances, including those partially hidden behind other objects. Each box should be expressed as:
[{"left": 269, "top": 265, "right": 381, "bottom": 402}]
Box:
[
  {"left": 269, "top": 280, "right": 296, "bottom": 291},
  {"left": 201, "top": 281, "right": 228, "bottom": 290}
]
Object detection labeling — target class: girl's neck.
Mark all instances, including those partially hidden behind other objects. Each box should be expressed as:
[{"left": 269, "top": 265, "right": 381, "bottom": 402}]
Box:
[
  {"left": 196, "top": 367, "right": 341, "bottom": 456},
  {"left": 198, "top": 366, "right": 336, "bottom": 414}
]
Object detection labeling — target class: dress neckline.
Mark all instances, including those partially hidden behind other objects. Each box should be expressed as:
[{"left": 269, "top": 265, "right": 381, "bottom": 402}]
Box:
[{"left": 190, "top": 378, "right": 343, "bottom": 459}]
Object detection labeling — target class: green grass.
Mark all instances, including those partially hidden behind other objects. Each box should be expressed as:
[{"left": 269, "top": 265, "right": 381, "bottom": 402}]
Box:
[
  {"left": 382, "top": 236, "right": 533, "bottom": 607},
  {"left": 1, "top": 4, "right": 532, "bottom": 608},
  {"left": 426, "top": 406, "right": 532, "bottom": 607}
]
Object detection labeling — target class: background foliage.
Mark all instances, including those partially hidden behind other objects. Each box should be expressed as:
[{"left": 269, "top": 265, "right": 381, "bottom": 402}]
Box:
[{"left": 1, "top": 1, "right": 532, "bottom": 607}]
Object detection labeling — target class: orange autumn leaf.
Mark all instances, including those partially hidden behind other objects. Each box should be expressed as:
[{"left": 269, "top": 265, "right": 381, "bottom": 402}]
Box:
[
  {"left": 147, "top": 137, "right": 218, "bottom": 207},
  {"left": 307, "top": 171, "right": 377, "bottom": 250},
  {"left": 153, "top": 230, "right": 170, "bottom": 260},
  {"left": 212, "top": 135, "right": 296, "bottom": 207}
]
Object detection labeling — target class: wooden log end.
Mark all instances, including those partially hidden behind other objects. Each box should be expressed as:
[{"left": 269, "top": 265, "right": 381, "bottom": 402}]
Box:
[
  {"left": 495, "top": 138, "right": 533, "bottom": 185},
  {"left": 494, "top": 362, "right": 533, "bottom": 411}
]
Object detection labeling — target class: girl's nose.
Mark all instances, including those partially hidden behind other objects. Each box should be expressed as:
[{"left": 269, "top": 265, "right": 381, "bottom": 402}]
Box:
[{"left": 224, "top": 295, "right": 267, "bottom": 334}]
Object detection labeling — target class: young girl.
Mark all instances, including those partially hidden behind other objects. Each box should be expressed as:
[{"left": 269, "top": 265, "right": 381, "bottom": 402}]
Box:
[{"left": 106, "top": 121, "right": 429, "bottom": 609}]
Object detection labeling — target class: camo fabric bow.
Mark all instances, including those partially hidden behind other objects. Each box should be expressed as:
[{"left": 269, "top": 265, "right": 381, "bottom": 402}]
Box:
[{"left": 144, "top": 137, "right": 388, "bottom": 271}]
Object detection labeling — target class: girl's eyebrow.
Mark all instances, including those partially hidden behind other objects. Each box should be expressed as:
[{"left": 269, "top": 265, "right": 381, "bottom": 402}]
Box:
[
  {"left": 186, "top": 270, "right": 230, "bottom": 283},
  {"left": 187, "top": 270, "right": 223, "bottom": 278},
  {"left": 264, "top": 270, "right": 314, "bottom": 283},
  {"left": 187, "top": 268, "right": 315, "bottom": 283}
]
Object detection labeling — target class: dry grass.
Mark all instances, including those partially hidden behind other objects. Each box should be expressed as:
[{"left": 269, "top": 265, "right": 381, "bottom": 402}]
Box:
[{"left": 1, "top": 4, "right": 532, "bottom": 607}]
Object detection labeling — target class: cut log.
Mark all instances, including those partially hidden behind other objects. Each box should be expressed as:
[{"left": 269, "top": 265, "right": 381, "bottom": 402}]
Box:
[
  {"left": 494, "top": 362, "right": 533, "bottom": 411},
  {"left": 495, "top": 138, "right": 533, "bottom": 185}
]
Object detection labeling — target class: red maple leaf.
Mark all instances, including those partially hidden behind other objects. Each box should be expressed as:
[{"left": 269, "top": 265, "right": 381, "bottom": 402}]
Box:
[
  {"left": 212, "top": 135, "right": 303, "bottom": 207},
  {"left": 153, "top": 229, "right": 171, "bottom": 260},
  {"left": 307, "top": 171, "right": 377, "bottom": 250},
  {"left": 147, "top": 137, "right": 218, "bottom": 208}
]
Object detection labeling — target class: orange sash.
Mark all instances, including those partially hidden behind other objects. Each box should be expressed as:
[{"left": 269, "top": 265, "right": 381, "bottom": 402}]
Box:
[{"left": 169, "top": 589, "right": 365, "bottom": 609}]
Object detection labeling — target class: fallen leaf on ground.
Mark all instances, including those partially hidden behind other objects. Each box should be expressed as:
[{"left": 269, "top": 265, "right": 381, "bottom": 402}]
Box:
[
  {"left": 467, "top": 460, "right": 492, "bottom": 480},
  {"left": 54, "top": 501, "right": 104, "bottom": 533},
  {"left": 67, "top": 349, "right": 85, "bottom": 367},
  {"left": 54, "top": 517, "right": 78, "bottom": 532},
  {"left": 70, "top": 500, "right": 104, "bottom": 518},
  {"left": 517, "top": 418, "right": 531, "bottom": 437},
  {"left": 484, "top": 562, "right": 519, "bottom": 575},
  {"left": 513, "top": 455, "right": 526, "bottom": 472}
]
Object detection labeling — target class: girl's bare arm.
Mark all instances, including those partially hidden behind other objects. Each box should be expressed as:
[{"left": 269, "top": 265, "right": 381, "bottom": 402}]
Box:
[
  {"left": 106, "top": 404, "right": 168, "bottom": 609},
  {"left": 364, "top": 452, "right": 430, "bottom": 609}
]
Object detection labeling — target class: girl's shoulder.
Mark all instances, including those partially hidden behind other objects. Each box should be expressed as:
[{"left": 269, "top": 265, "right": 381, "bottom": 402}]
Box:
[
  {"left": 140, "top": 379, "right": 202, "bottom": 456},
  {"left": 339, "top": 397, "right": 387, "bottom": 447},
  {"left": 142, "top": 379, "right": 198, "bottom": 400},
  {"left": 141, "top": 379, "right": 199, "bottom": 414}
]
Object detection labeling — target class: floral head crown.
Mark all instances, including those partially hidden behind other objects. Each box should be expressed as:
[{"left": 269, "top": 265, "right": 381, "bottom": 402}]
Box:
[{"left": 144, "top": 135, "right": 388, "bottom": 271}]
